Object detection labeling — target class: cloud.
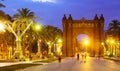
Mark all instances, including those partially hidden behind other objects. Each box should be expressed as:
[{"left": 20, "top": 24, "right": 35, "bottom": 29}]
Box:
[{"left": 31, "top": 0, "right": 57, "bottom": 3}]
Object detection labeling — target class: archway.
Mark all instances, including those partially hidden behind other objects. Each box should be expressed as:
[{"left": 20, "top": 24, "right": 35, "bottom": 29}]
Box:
[
  {"left": 76, "top": 34, "right": 90, "bottom": 53},
  {"left": 62, "top": 14, "right": 104, "bottom": 57}
]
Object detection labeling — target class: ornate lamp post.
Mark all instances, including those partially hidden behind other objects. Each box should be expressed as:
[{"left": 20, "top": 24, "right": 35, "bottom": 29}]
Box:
[{"left": 34, "top": 24, "right": 42, "bottom": 58}]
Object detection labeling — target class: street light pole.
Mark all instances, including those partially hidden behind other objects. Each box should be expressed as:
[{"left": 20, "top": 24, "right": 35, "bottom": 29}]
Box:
[{"left": 34, "top": 24, "right": 42, "bottom": 58}]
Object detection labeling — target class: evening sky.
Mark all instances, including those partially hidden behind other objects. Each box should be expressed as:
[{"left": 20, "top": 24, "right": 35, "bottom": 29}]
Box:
[{"left": 1, "top": 0, "right": 120, "bottom": 30}]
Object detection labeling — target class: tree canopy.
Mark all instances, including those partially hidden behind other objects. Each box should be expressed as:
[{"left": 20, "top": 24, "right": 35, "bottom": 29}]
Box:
[{"left": 107, "top": 20, "right": 120, "bottom": 39}]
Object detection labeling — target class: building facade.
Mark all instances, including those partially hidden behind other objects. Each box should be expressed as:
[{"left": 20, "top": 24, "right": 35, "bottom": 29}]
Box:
[{"left": 62, "top": 14, "right": 104, "bottom": 57}]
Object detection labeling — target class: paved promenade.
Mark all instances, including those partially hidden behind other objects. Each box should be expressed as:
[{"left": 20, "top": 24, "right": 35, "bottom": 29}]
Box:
[
  {"left": 20, "top": 57, "right": 120, "bottom": 71},
  {"left": 0, "top": 61, "right": 33, "bottom": 67}
]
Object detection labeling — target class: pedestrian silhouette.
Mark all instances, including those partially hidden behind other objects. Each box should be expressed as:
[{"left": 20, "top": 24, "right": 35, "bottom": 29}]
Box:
[
  {"left": 58, "top": 55, "right": 61, "bottom": 63},
  {"left": 77, "top": 53, "right": 79, "bottom": 60}
]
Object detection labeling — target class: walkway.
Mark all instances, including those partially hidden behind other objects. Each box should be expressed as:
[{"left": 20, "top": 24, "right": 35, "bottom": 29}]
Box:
[{"left": 21, "top": 57, "right": 120, "bottom": 71}]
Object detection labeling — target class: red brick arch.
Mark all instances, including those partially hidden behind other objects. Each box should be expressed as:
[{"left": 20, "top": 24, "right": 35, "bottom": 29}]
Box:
[{"left": 62, "top": 14, "right": 104, "bottom": 57}]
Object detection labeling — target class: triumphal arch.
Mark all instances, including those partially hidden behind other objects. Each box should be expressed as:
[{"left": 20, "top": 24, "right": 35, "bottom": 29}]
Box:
[{"left": 62, "top": 14, "right": 104, "bottom": 57}]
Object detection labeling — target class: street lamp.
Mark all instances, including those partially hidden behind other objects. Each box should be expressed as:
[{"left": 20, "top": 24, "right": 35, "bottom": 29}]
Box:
[
  {"left": 101, "top": 42, "right": 104, "bottom": 45},
  {"left": 110, "top": 40, "right": 114, "bottom": 44},
  {"left": 34, "top": 24, "right": 42, "bottom": 58},
  {"left": 33, "top": 23, "right": 42, "bottom": 31},
  {"left": 84, "top": 40, "right": 89, "bottom": 45},
  {"left": 83, "top": 40, "right": 89, "bottom": 52},
  {"left": 0, "top": 23, "right": 5, "bottom": 32}
]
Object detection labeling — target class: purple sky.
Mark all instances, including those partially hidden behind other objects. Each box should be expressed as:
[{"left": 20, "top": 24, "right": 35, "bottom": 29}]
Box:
[{"left": 1, "top": 0, "right": 120, "bottom": 30}]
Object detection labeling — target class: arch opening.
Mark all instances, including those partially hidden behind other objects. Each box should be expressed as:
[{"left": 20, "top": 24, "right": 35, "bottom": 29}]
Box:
[{"left": 76, "top": 34, "right": 91, "bottom": 54}]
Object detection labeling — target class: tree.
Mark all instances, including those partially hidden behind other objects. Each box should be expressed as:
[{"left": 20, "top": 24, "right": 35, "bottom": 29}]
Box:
[
  {"left": 0, "top": 0, "right": 5, "bottom": 8},
  {"left": 13, "top": 8, "right": 36, "bottom": 31},
  {"left": 22, "top": 28, "right": 37, "bottom": 54},
  {"left": 44, "top": 25, "right": 62, "bottom": 42},
  {"left": 0, "top": 10, "right": 13, "bottom": 56},
  {"left": 40, "top": 25, "right": 62, "bottom": 54},
  {"left": 107, "top": 20, "right": 120, "bottom": 40},
  {"left": 13, "top": 8, "right": 36, "bottom": 21},
  {"left": 12, "top": 8, "right": 36, "bottom": 58},
  {"left": 0, "top": 10, "right": 11, "bottom": 21}
]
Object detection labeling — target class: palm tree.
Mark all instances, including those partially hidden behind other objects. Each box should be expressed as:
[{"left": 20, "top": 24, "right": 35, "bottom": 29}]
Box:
[
  {"left": 107, "top": 20, "right": 120, "bottom": 56},
  {"left": 12, "top": 8, "right": 36, "bottom": 58},
  {"left": 13, "top": 8, "right": 36, "bottom": 21},
  {"left": 0, "top": 0, "right": 5, "bottom": 8},
  {"left": 0, "top": 10, "right": 11, "bottom": 21},
  {"left": 0, "top": 3, "right": 5, "bottom": 8},
  {"left": 108, "top": 20, "right": 120, "bottom": 39},
  {"left": 13, "top": 8, "right": 36, "bottom": 31},
  {"left": 0, "top": 10, "right": 13, "bottom": 59}
]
